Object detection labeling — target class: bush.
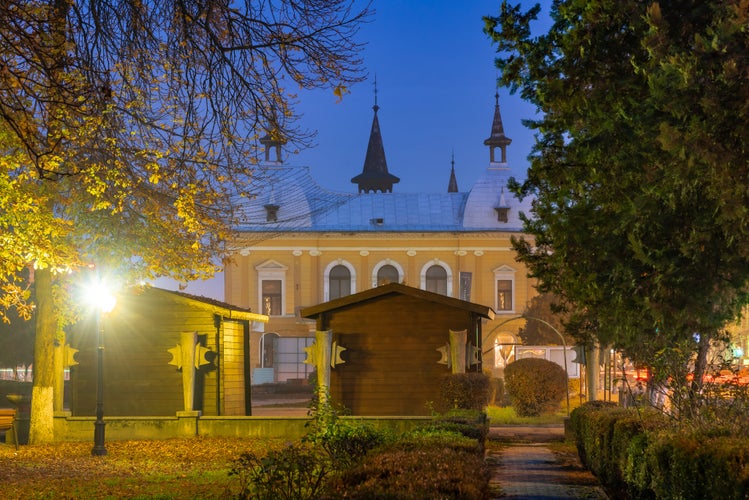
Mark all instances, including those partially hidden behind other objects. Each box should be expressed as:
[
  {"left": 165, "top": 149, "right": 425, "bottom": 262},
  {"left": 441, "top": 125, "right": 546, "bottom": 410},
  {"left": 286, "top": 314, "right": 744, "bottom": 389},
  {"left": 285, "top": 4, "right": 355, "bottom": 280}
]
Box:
[
  {"left": 323, "top": 431, "right": 489, "bottom": 499},
  {"left": 305, "top": 419, "right": 391, "bottom": 469},
  {"left": 421, "top": 409, "right": 489, "bottom": 447},
  {"left": 304, "top": 393, "right": 391, "bottom": 469},
  {"left": 435, "top": 372, "right": 491, "bottom": 412},
  {"left": 504, "top": 358, "right": 567, "bottom": 416},
  {"left": 229, "top": 444, "right": 330, "bottom": 500},
  {"left": 231, "top": 394, "right": 491, "bottom": 499},
  {"left": 570, "top": 403, "right": 749, "bottom": 499},
  {"left": 389, "top": 428, "right": 483, "bottom": 454},
  {"left": 645, "top": 432, "right": 749, "bottom": 500}
]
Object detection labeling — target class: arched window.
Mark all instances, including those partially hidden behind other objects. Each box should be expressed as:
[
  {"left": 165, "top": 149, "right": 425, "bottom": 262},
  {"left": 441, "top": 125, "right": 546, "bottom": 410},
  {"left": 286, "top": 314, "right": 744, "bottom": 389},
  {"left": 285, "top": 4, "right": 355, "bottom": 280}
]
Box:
[
  {"left": 259, "top": 333, "right": 280, "bottom": 368},
  {"left": 376, "top": 264, "right": 399, "bottom": 285},
  {"left": 371, "top": 260, "right": 405, "bottom": 288},
  {"left": 329, "top": 264, "right": 351, "bottom": 300},
  {"left": 425, "top": 265, "right": 448, "bottom": 295}
]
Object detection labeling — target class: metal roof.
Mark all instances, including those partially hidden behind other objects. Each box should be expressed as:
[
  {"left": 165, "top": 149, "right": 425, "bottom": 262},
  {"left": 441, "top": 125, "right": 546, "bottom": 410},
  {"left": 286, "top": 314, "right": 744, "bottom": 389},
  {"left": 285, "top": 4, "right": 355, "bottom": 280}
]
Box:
[{"left": 233, "top": 165, "right": 532, "bottom": 233}]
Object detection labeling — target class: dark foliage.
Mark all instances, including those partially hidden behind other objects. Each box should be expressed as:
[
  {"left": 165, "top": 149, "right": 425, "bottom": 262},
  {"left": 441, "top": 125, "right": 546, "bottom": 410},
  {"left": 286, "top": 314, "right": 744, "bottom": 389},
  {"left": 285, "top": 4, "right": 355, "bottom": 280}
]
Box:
[{"left": 435, "top": 372, "right": 491, "bottom": 412}]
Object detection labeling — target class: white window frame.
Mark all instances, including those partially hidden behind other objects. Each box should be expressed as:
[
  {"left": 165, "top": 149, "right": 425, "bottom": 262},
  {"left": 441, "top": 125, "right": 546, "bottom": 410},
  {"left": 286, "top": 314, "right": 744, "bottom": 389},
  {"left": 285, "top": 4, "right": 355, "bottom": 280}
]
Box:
[
  {"left": 255, "top": 259, "right": 289, "bottom": 316},
  {"left": 371, "top": 259, "right": 405, "bottom": 287},
  {"left": 419, "top": 259, "right": 453, "bottom": 297},
  {"left": 323, "top": 259, "right": 357, "bottom": 301},
  {"left": 493, "top": 265, "right": 516, "bottom": 314}
]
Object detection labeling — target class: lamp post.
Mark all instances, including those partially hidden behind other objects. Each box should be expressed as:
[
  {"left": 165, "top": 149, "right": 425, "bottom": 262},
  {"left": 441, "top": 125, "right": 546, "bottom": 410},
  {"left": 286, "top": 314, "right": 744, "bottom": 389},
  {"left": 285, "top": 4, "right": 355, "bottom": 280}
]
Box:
[{"left": 86, "top": 282, "right": 116, "bottom": 456}]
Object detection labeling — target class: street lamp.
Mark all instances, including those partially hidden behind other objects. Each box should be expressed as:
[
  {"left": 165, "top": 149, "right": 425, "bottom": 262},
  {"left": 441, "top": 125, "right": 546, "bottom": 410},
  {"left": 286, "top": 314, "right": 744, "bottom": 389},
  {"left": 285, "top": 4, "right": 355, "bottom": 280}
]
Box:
[{"left": 85, "top": 281, "right": 116, "bottom": 456}]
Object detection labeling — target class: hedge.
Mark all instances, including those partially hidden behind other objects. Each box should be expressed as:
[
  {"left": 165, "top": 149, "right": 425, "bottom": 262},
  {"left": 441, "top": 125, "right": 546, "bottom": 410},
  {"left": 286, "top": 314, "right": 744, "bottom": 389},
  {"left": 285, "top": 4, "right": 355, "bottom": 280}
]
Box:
[{"left": 570, "top": 402, "right": 749, "bottom": 499}]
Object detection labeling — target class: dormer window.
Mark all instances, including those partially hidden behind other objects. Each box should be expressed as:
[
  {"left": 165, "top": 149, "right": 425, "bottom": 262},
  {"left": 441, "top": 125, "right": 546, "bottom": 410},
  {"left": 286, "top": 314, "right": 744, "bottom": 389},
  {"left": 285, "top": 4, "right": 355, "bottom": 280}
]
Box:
[
  {"left": 495, "top": 206, "right": 510, "bottom": 223},
  {"left": 495, "top": 185, "right": 510, "bottom": 222},
  {"left": 264, "top": 204, "right": 280, "bottom": 222}
]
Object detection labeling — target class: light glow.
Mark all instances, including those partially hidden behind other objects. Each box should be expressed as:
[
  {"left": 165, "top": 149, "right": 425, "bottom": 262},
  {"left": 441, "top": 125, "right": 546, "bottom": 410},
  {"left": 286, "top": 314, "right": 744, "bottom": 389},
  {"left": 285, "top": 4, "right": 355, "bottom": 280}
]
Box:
[{"left": 85, "top": 280, "right": 117, "bottom": 314}]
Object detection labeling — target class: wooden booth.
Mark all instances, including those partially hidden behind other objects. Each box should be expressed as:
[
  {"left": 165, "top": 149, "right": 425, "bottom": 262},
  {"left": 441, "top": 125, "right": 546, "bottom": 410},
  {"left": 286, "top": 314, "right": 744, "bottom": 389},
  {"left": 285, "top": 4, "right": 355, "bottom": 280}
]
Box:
[
  {"left": 68, "top": 286, "right": 267, "bottom": 417},
  {"left": 300, "top": 283, "right": 494, "bottom": 416}
]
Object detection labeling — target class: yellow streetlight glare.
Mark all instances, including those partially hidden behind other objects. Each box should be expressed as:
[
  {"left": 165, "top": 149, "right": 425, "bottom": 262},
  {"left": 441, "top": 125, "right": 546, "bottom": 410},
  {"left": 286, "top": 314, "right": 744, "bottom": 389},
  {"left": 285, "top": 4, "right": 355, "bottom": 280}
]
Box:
[{"left": 85, "top": 282, "right": 117, "bottom": 314}]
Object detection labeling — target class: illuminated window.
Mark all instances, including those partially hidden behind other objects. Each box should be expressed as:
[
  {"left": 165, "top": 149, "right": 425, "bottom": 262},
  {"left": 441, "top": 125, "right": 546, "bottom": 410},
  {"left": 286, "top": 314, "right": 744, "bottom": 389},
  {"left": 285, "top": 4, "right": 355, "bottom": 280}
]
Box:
[
  {"left": 496, "top": 280, "right": 513, "bottom": 311},
  {"left": 493, "top": 265, "right": 516, "bottom": 313},
  {"left": 262, "top": 280, "right": 282, "bottom": 316},
  {"left": 255, "top": 259, "right": 288, "bottom": 316},
  {"left": 329, "top": 265, "right": 351, "bottom": 300}
]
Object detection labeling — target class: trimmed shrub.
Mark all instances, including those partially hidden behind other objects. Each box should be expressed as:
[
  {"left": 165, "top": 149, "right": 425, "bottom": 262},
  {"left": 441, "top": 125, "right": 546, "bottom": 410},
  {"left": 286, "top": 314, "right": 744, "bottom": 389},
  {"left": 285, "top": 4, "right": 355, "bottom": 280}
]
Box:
[
  {"left": 435, "top": 372, "right": 491, "bottom": 412},
  {"left": 424, "top": 409, "right": 489, "bottom": 446},
  {"left": 646, "top": 432, "right": 749, "bottom": 500},
  {"left": 570, "top": 403, "right": 749, "bottom": 499},
  {"left": 504, "top": 357, "right": 567, "bottom": 416},
  {"left": 324, "top": 432, "right": 489, "bottom": 499},
  {"left": 389, "top": 428, "right": 483, "bottom": 454}
]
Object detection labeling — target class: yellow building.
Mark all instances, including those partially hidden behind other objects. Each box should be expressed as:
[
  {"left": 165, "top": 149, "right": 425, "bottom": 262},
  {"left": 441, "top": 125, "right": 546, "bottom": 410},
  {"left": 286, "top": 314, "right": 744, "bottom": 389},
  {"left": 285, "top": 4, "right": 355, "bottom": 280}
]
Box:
[{"left": 224, "top": 94, "right": 536, "bottom": 384}]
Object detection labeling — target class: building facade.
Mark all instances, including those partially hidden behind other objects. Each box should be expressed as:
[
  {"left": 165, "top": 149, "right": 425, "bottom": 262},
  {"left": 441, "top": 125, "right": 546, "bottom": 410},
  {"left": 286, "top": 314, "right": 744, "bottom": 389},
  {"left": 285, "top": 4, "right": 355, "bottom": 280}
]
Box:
[
  {"left": 224, "top": 93, "right": 536, "bottom": 384},
  {"left": 69, "top": 286, "right": 268, "bottom": 417}
]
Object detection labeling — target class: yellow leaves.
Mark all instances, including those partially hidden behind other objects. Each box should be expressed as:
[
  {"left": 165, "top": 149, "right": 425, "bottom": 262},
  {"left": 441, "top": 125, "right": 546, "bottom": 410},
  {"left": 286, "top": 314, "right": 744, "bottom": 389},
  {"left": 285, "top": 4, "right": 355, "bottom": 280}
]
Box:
[
  {"left": 0, "top": 438, "right": 287, "bottom": 498},
  {"left": 146, "top": 162, "right": 161, "bottom": 185},
  {"left": 333, "top": 84, "right": 349, "bottom": 102}
]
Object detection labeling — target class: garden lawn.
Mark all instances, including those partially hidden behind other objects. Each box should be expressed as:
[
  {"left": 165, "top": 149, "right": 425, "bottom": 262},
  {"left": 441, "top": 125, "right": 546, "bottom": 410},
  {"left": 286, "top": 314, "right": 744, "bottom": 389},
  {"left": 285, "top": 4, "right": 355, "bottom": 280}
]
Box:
[{"left": 0, "top": 437, "right": 286, "bottom": 499}]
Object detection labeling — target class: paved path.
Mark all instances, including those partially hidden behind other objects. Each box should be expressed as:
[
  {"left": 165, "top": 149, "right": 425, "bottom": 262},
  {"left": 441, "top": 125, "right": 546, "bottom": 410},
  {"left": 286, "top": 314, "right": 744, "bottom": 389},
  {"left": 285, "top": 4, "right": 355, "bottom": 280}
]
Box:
[{"left": 487, "top": 426, "right": 609, "bottom": 499}]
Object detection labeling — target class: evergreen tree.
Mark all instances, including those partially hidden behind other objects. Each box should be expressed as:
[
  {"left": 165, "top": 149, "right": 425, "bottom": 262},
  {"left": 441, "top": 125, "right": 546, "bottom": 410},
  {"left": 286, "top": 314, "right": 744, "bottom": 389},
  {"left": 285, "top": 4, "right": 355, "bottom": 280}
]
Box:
[{"left": 486, "top": 1, "right": 749, "bottom": 392}]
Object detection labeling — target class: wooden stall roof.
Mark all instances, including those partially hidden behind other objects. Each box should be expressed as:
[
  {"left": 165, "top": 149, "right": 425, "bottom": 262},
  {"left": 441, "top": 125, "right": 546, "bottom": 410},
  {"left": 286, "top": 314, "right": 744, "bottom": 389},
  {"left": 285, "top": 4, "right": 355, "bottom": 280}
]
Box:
[
  {"left": 300, "top": 282, "right": 495, "bottom": 320},
  {"left": 130, "top": 286, "right": 270, "bottom": 324}
]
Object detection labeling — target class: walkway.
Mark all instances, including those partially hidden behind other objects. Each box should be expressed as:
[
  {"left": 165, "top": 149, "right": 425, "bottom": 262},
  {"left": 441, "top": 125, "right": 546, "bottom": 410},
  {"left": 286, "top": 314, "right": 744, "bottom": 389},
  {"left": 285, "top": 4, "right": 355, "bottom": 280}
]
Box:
[{"left": 487, "top": 425, "right": 609, "bottom": 499}]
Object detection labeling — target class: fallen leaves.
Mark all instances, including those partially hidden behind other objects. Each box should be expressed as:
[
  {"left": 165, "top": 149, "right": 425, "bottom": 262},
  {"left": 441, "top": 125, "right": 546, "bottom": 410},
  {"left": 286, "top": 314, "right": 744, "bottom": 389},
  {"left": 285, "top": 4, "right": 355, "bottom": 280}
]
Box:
[{"left": 0, "top": 437, "right": 286, "bottom": 499}]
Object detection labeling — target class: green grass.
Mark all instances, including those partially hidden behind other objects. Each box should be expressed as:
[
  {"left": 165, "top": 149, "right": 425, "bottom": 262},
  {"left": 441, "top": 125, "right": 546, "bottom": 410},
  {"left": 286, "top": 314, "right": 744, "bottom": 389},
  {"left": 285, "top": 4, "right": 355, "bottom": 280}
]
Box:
[{"left": 486, "top": 397, "right": 583, "bottom": 425}]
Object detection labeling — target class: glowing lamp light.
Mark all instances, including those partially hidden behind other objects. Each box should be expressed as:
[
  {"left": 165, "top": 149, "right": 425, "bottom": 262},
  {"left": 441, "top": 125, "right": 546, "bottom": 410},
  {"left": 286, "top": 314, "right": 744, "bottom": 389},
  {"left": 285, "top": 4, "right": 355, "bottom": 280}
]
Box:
[{"left": 85, "top": 282, "right": 117, "bottom": 314}]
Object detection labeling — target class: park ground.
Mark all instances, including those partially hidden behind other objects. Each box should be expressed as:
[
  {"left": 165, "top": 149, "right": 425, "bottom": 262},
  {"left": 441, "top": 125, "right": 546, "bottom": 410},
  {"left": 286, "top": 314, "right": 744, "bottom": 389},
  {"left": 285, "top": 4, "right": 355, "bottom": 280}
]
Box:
[{"left": 0, "top": 424, "right": 603, "bottom": 499}]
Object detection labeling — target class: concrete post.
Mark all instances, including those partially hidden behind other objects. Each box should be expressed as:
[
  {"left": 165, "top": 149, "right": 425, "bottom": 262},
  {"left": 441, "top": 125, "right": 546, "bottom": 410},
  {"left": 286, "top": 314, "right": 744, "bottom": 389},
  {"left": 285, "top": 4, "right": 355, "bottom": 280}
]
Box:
[{"left": 449, "top": 329, "right": 467, "bottom": 374}]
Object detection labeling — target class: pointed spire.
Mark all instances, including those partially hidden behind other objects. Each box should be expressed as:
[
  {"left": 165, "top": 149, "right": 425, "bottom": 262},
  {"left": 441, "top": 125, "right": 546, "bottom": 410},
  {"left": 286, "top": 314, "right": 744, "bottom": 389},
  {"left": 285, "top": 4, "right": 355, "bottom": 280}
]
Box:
[
  {"left": 373, "top": 74, "right": 379, "bottom": 112},
  {"left": 447, "top": 151, "right": 459, "bottom": 193},
  {"left": 484, "top": 92, "right": 512, "bottom": 163},
  {"left": 351, "top": 78, "right": 400, "bottom": 193}
]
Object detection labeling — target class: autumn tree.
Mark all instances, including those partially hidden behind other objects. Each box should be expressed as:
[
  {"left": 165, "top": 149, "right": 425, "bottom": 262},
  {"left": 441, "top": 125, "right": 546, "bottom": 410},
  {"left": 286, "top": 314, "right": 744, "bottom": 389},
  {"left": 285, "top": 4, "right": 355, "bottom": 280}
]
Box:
[
  {"left": 0, "top": 0, "right": 369, "bottom": 444},
  {"left": 485, "top": 0, "right": 749, "bottom": 396}
]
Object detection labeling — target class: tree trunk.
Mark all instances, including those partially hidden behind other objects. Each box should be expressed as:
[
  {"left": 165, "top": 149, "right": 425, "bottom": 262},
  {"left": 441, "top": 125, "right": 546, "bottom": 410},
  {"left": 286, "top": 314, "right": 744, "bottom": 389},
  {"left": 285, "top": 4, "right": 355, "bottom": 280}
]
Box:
[
  {"left": 29, "top": 267, "right": 56, "bottom": 444},
  {"left": 585, "top": 343, "right": 600, "bottom": 401},
  {"left": 689, "top": 330, "right": 713, "bottom": 413}
]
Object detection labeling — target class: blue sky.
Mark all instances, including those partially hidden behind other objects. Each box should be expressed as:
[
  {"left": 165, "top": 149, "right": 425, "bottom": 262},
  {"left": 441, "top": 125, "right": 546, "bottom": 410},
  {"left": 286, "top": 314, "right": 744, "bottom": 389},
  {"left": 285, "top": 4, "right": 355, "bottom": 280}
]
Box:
[
  {"left": 293, "top": 0, "right": 545, "bottom": 194},
  {"left": 156, "top": 0, "right": 551, "bottom": 300}
]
